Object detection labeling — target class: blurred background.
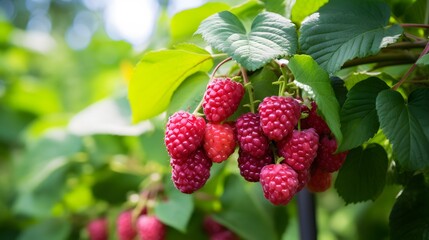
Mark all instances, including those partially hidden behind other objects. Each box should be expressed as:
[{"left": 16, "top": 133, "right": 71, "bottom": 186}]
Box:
[{"left": 0, "top": 0, "right": 401, "bottom": 239}]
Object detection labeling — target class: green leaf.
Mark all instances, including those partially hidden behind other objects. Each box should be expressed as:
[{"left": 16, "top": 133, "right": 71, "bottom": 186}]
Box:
[
  {"left": 197, "top": 11, "right": 297, "bottom": 71},
  {"left": 230, "top": 0, "right": 265, "bottom": 23},
  {"left": 214, "top": 174, "right": 282, "bottom": 240},
  {"left": 330, "top": 76, "right": 347, "bottom": 108},
  {"left": 17, "top": 218, "right": 71, "bottom": 240},
  {"left": 338, "top": 78, "right": 389, "bottom": 152},
  {"left": 129, "top": 45, "right": 213, "bottom": 122},
  {"left": 167, "top": 72, "right": 209, "bottom": 116},
  {"left": 389, "top": 174, "right": 429, "bottom": 240},
  {"left": 376, "top": 89, "right": 429, "bottom": 170},
  {"left": 335, "top": 144, "right": 388, "bottom": 204},
  {"left": 155, "top": 180, "right": 194, "bottom": 232},
  {"left": 416, "top": 54, "right": 429, "bottom": 66},
  {"left": 299, "top": 0, "right": 403, "bottom": 73},
  {"left": 262, "top": 0, "right": 286, "bottom": 15},
  {"left": 288, "top": 55, "right": 342, "bottom": 143},
  {"left": 170, "top": 2, "right": 230, "bottom": 43},
  {"left": 291, "top": 0, "right": 328, "bottom": 24}
]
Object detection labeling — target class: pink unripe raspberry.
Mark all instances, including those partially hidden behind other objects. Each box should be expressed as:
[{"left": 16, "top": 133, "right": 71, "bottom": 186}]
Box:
[
  {"left": 171, "top": 149, "right": 212, "bottom": 194},
  {"left": 203, "top": 78, "right": 245, "bottom": 123},
  {"left": 165, "top": 111, "right": 205, "bottom": 159},
  {"left": 258, "top": 96, "right": 301, "bottom": 141},
  {"left": 260, "top": 164, "right": 299, "bottom": 205},
  {"left": 136, "top": 215, "right": 166, "bottom": 240},
  {"left": 236, "top": 112, "right": 270, "bottom": 157},
  {"left": 87, "top": 218, "right": 108, "bottom": 240},
  {"left": 278, "top": 128, "right": 319, "bottom": 171},
  {"left": 116, "top": 210, "right": 137, "bottom": 240}
]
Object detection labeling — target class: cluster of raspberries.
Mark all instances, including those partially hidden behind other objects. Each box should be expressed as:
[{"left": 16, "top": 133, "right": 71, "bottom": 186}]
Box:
[
  {"left": 164, "top": 78, "right": 348, "bottom": 205},
  {"left": 87, "top": 209, "right": 166, "bottom": 240}
]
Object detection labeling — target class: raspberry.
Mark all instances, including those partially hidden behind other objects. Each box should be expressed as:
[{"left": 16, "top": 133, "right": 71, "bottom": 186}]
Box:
[
  {"left": 258, "top": 96, "right": 301, "bottom": 141},
  {"left": 236, "top": 113, "right": 270, "bottom": 157},
  {"left": 203, "top": 123, "right": 236, "bottom": 163},
  {"left": 116, "top": 210, "right": 137, "bottom": 240},
  {"left": 260, "top": 164, "right": 299, "bottom": 205},
  {"left": 314, "top": 135, "right": 348, "bottom": 172},
  {"left": 203, "top": 78, "right": 245, "bottom": 123},
  {"left": 301, "top": 101, "right": 331, "bottom": 135},
  {"left": 296, "top": 168, "right": 310, "bottom": 192},
  {"left": 165, "top": 111, "right": 206, "bottom": 159},
  {"left": 277, "top": 128, "right": 319, "bottom": 171},
  {"left": 203, "top": 216, "right": 226, "bottom": 236},
  {"left": 307, "top": 168, "right": 332, "bottom": 192},
  {"left": 171, "top": 149, "right": 212, "bottom": 193},
  {"left": 211, "top": 231, "right": 239, "bottom": 240},
  {"left": 237, "top": 149, "right": 273, "bottom": 182},
  {"left": 136, "top": 215, "right": 165, "bottom": 240},
  {"left": 203, "top": 216, "right": 239, "bottom": 240},
  {"left": 87, "top": 218, "right": 108, "bottom": 240}
]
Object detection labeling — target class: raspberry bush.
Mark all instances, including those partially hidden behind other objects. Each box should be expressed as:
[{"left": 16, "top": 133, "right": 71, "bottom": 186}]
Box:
[{"left": 5, "top": 1, "right": 429, "bottom": 240}]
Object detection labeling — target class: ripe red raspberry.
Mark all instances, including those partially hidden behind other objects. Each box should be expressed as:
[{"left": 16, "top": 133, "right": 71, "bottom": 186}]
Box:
[
  {"left": 165, "top": 111, "right": 205, "bottom": 159},
  {"left": 136, "top": 215, "right": 165, "bottom": 240},
  {"left": 296, "top": 168, "right": 310, "bottom": 192},
  {"left": 277, "top": 128, "right": 319, "bottom": 172},
  {"left": 116, "top": 210, "right": 136, "bottom": 240},
  {"left": 237, "top": 149, "right": 273, "bottom": 182},
  {"left": 307, "top": 168, "right": 332, "bottom": 192},
  {"left": 235, "top": 112, "right": 270, "bottom": 157},
  {"left": 87, "top": 218, "right": 108, "bottom": 240},
  {"left": 314, "top": 135, "right": 348, "bottom": 172},
  {"left": 260, "top": 164, "right": 299, "bottom": 205},
  {"left": 171, "top": 149, "right": 212, "bottom": 193},
  {"left": 258, "top": 96, "right": 301, "bottom": 141},
  {"left": 301, "top": 101, "right": 331, "bottom": 135},
  {"left": 203, "top": 123, "right": 236, "bottom": 163},
  {"left": 203, "top": 78, "right": 245, "bottom": 123}
]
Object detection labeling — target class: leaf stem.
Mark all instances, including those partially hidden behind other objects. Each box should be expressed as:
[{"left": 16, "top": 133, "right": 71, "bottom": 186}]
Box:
[
  {"left": 193, "top": 57, "right": 233, "bottom": 115},
  {"left": 392, "top": 41, "right": 429, "bottom": 90},
  {"left": 240, "top": 66, "right": 255, "bottom": 113}
]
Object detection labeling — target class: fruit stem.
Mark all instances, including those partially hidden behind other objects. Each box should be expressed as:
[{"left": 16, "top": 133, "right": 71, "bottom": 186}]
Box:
[
  {"left": 277, "top": 59, "right": 290, "bottom": 96},
  {"left": 210, "top": 57, "right": 233, "bottom": 80},
  {"left": 392, "top": 41, "right": 429, "bottom": 90},
  {"left": 241, "top": 66, "right": 255, "bottom": 113},
  {"left": 193, "top": 57, "right": 233, "bottom": 115}
]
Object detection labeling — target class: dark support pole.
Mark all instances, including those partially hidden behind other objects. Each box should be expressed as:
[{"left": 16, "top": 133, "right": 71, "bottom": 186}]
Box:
[{"left": 297, "top": 188, "right": 317, "bottom": 240}]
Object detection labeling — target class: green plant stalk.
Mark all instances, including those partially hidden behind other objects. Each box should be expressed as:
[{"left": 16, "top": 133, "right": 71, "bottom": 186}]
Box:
[
  {"left": 278, "top": 61, "right": 289, "bottom": 96},
  {"left": 241, "top": 66, "right": 255, "bottom": 113},
  {"left": 392, "top": 41, "right": 429, "bottom": 90}
]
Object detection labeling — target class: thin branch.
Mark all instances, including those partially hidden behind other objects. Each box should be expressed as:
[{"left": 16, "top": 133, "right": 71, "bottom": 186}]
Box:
[
  {"left": 392, "top": 41, "right": 429, "bottom": 90},
  {"left": 343, "top": 51, "right": 420, "bottom": 68},
  {"left": 400, "top": 23, "right": 429, "bottom": 28}
]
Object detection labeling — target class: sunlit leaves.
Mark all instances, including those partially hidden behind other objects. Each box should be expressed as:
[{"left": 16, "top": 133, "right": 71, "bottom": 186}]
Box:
[
  {"left": 197, "top": 11, "right": 297, "bottom": 71},
  {"left": 129, "top": 44, "right": 213, "bottom": 122}
]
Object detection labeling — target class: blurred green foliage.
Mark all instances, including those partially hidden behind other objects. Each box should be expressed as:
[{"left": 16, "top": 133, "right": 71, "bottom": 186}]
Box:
[{"left": 0, "top": 0, "right": 427, "bottom": 240}]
